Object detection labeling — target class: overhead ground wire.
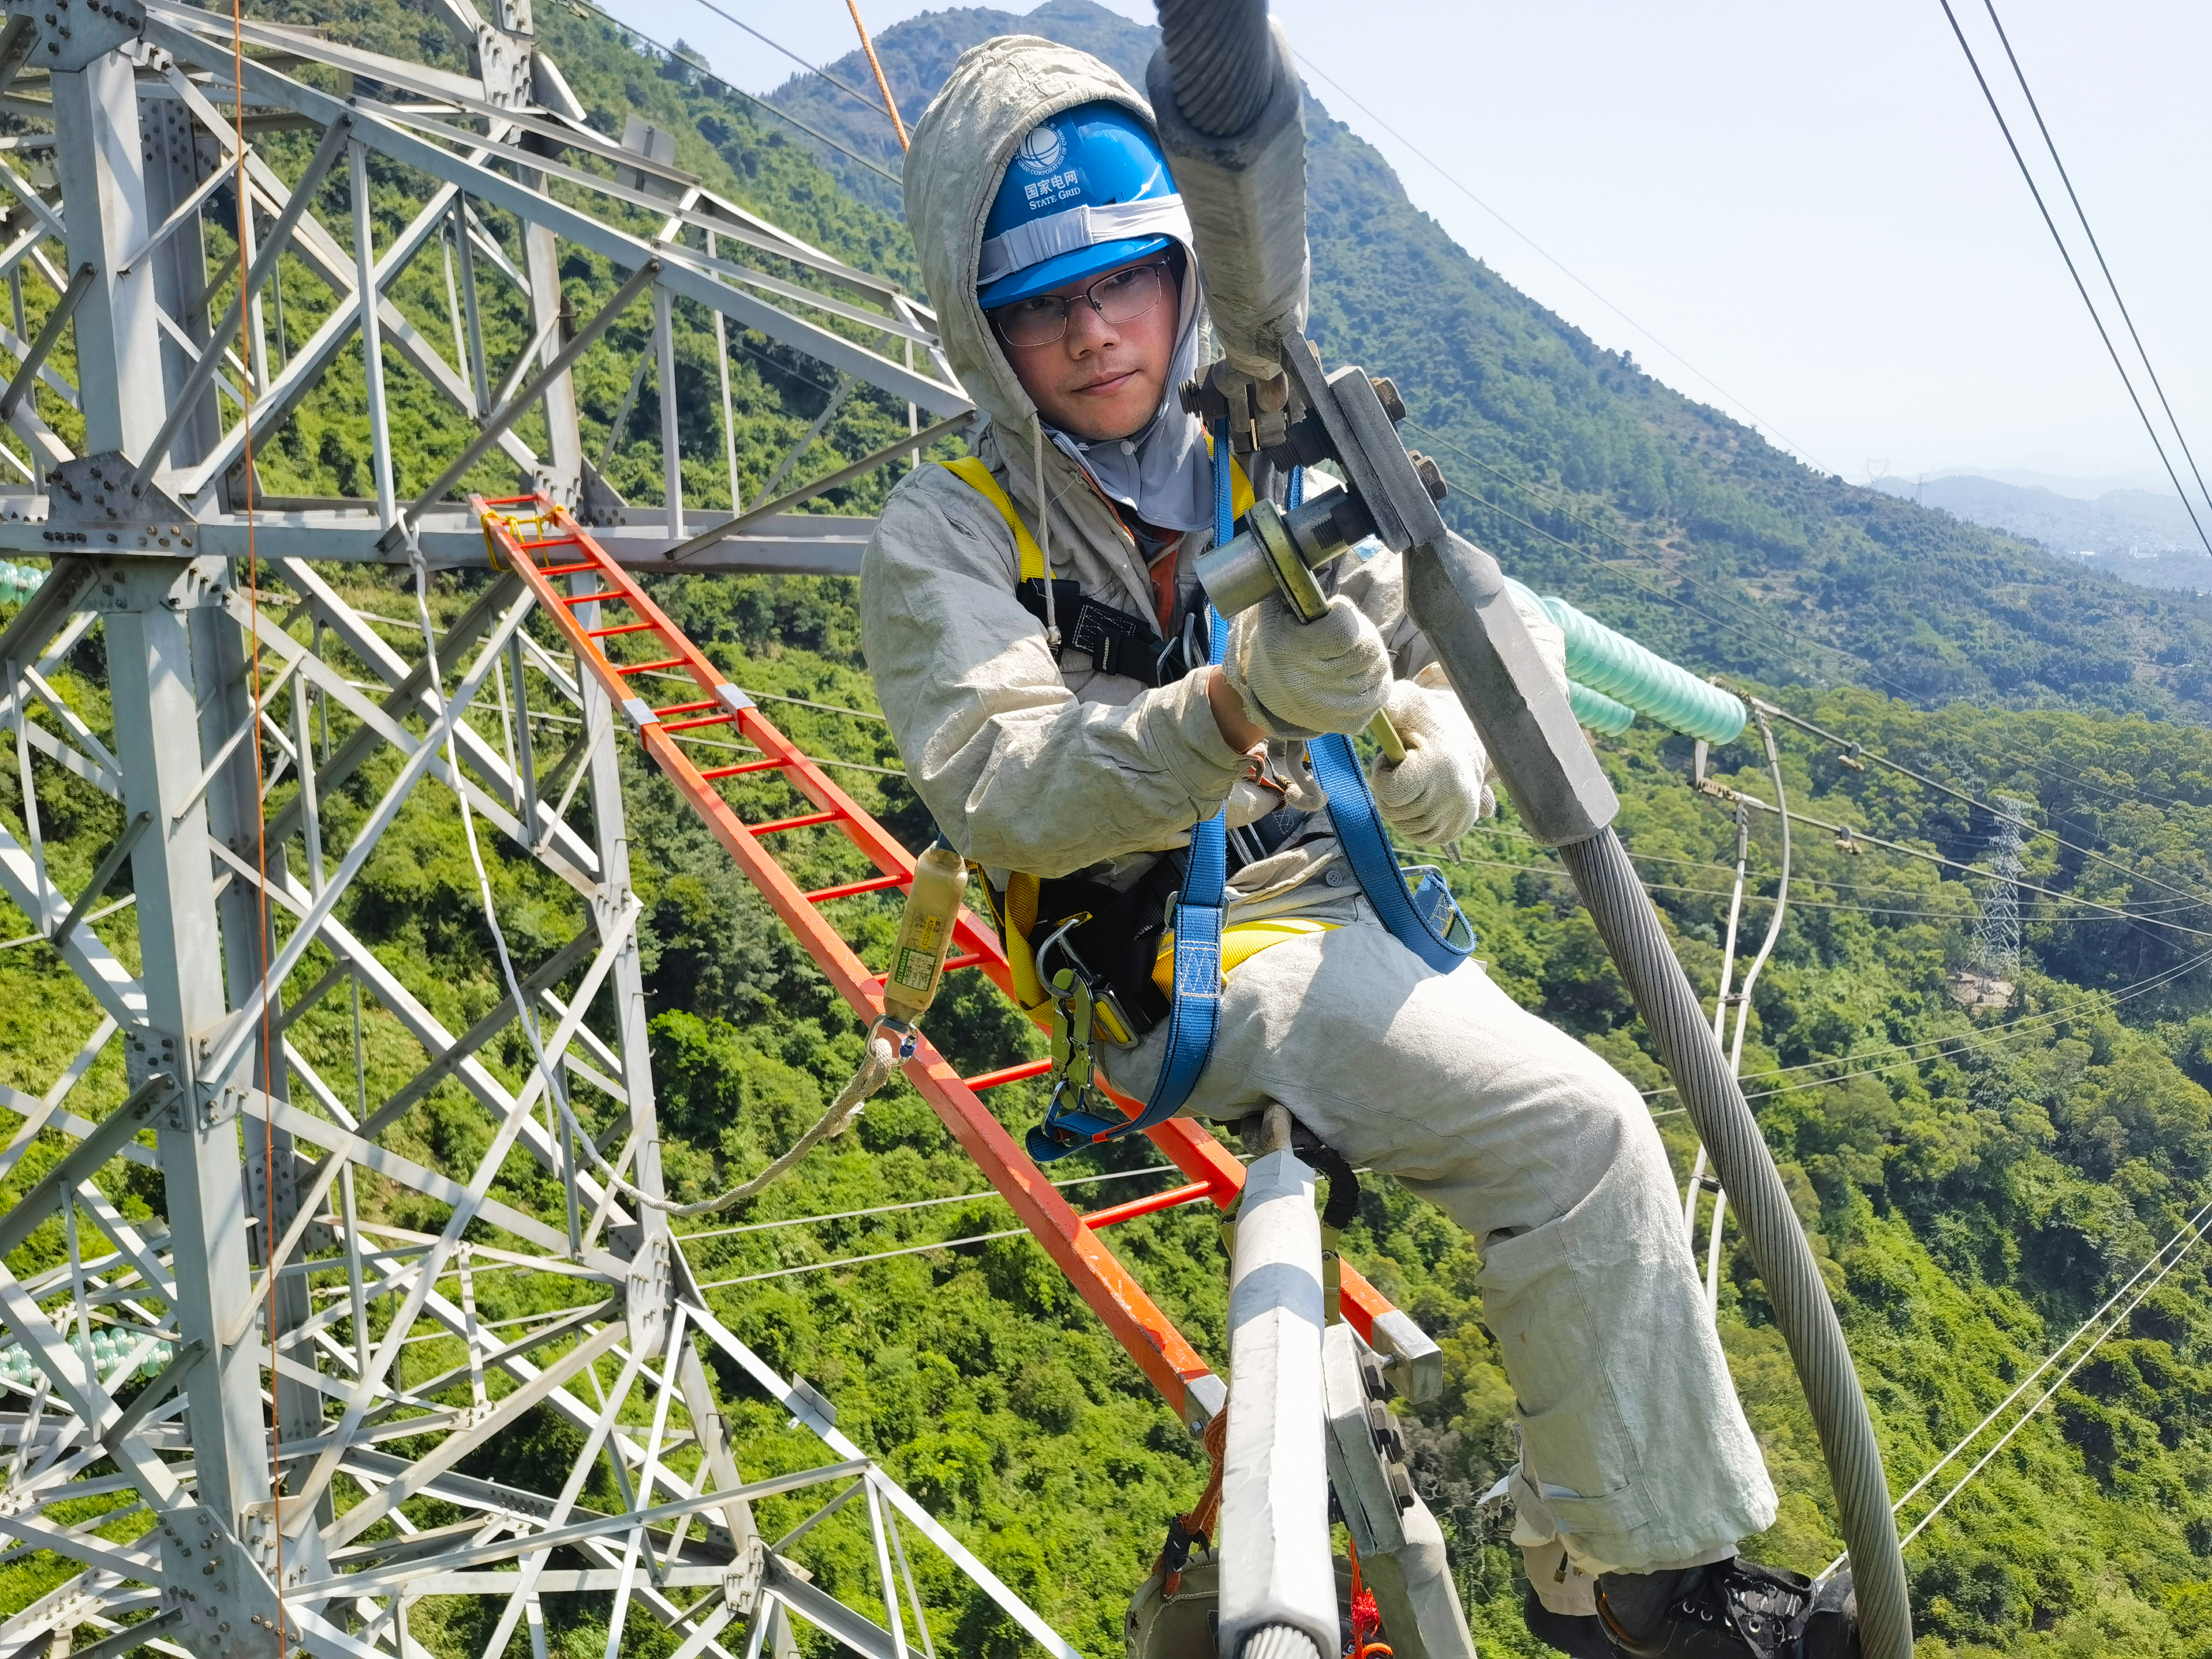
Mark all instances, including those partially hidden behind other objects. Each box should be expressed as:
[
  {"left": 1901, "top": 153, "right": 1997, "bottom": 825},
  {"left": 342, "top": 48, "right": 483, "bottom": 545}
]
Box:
[
  {"left": 1977, "top": 0, "right": 2212, "bottom": 527},
  {"left": 672, "top": 1162, "right": 1182, "bottom": 1244},
  {"left": 1289, "top": 52, "right": 1827, "bottom": 469},
  {"left": 1817, "top": 1194, "right": 2212, "bottom": 1579},
  {"left": 1755, "top": 701, "right": 2212, "bottom": 912},
  {"left": 1935, "top": 0, "right": 2212, "bottom": 557},
  {"left": 676, "top": 0, "right": 898, "bottom": 127},
  {"left": 1717, "top": 788, "right": 2212, "bottom": 942},
  {"left": 1456, "top": 855, "right": 1982, "bottom": 921},
  {"left": 1637, "top": 946, "right": 2212, "bottom": 1103},
  {"left": 692, "top": 1228, "right": 1028, "bottom": 1290},
  {"left": 1469, "top": 797, "right": 2212, "bottom": 939},
  {"left": 1474, "top": 825, "right": 2210, "bottom": 912},
  {"left": 574, "top": 0, "right": 901, "bottom": 184}
]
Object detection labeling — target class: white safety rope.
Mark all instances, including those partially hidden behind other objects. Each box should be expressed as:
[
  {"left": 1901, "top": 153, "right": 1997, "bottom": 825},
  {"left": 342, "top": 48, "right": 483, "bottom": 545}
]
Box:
[{"left": 1034, "top": 417, "right": 1060, "bottom": 649}]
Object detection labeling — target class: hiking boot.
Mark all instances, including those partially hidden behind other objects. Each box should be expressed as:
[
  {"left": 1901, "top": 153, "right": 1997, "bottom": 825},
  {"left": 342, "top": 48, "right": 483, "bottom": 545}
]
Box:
[{"left": 1595, "top": 1557, "right": 1860, "bottom": 1659}]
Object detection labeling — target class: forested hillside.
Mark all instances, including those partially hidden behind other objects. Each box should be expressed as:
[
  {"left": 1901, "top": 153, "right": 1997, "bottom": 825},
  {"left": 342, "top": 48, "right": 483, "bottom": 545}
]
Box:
[
  {"left": 3, "top": 3, "right": 2212, "bottom": 1658},
  {"left": 768, "top": 0, "right": 2212, "bottom": 726}
]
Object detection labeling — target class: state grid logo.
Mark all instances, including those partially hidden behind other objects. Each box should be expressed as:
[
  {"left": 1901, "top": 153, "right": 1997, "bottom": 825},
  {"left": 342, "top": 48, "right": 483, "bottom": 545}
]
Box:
[{"left": 1013, "top": 123, "right": 1066, "bottom": 176}]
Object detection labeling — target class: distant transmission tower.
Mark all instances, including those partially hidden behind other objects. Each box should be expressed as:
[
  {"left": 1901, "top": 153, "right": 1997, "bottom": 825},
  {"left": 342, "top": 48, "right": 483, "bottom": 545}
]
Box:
[{"left": 1970, "top": 795, "right": 2035, "bottom": 982}]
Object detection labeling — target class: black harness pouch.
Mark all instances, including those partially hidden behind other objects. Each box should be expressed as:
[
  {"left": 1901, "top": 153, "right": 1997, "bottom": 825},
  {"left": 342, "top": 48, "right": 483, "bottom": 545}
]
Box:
[
  {"left": 1026, "top": 861, "right": 1182, "bottom": 1037},
  {"left": 1017, "top": 577, "right": 1172, "bottom": 686},
  {"left": 1014, "top": 806, "right": 1308, "bottom": 1041}
]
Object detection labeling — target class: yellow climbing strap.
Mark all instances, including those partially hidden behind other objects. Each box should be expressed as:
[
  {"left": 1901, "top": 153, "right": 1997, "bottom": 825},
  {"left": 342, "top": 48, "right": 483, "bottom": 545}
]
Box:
[
  {"left": 934, "top": 446, "right": 1255, "bottom": 584},
  {"left": 1150, "top": 917, "right": 1339, "bottom": 999},
  {"left": 939, "top": 455, "right": 1047, "bottom": 581}
]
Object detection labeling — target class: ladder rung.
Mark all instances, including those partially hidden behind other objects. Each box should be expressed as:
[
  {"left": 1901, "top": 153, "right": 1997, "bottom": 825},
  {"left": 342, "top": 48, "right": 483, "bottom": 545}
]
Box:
[
  {"left": 537, "top": 560, "right": 596, "bottom": 576},
  {"left": 1081, "top": 1182, "right": 1215, "bottom": 1230},
  {"left": 587, "top": 620, "right": 658, "bottom": 638},
  {"left": 805, "top": 873, "right": 905, "bottom": 903},
  {"left": 655, "top": 699, "right": 718, "bottom": 717},
  {"left": 662, "top": 713, "right": 734, "bottom": 733},
  {"left": 962, "top": 1057, "right": 1050, "bottom": 1092},
  {"left": 558, "top": 589, "right": 626, "bottom": 607},
  {"left": 698, "top": 757, "right": 786, "bottom": 780},
  {"left": 748, "top": 810, "right": 840, "bottom": 836},
  {"left": 616, "top": 657, "right": 687, "bottom": 676}
]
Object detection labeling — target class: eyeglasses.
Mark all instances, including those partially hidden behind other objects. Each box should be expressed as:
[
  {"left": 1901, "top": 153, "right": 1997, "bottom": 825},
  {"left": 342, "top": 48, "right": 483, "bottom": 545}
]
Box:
[{"left": 989, "top": 261, "right": 1172, "bottom": 349}]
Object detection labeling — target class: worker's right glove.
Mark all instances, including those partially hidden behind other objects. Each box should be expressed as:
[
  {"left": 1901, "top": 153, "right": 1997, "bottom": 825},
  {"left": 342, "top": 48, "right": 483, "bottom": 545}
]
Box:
[
  {"left": 1221, "top": 591, "right": 1391, "bottom": 740},
  {"left": 1366, "top": 671, "right": 1491, "bottom": 846}
]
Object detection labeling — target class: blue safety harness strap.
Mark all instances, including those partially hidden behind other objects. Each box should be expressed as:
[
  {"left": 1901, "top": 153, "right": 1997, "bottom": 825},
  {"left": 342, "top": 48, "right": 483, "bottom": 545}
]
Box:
[
  {"left": 1025, "top": 427, "right": 1236, "bottom": 1162},
  {"left": 1306, "top": 733, "right": 1473, "bottom": 973},
  {"left": 1286, "top": 467, "right": 1476, "bottom": 977},
  {"left": 1024, "top": 450, "right": 1471, "bottom": 1163}
]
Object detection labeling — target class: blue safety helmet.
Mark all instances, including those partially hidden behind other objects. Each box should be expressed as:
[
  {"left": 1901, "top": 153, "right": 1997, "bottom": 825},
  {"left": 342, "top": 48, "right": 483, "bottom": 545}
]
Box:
[{"left": 976, "top": 102, "right": 1185, "bottom": 310}]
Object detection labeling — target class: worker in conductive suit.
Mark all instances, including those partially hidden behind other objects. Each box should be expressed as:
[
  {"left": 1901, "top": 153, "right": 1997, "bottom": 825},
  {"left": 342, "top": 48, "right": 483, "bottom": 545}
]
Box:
[{"left": 860, "top": 36, "right": 1856, "bottom": 1659}]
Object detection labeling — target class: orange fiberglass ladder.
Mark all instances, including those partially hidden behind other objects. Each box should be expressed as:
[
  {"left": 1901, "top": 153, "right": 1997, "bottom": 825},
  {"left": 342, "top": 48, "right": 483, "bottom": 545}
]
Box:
[{"left": 477, "top": 493, "right": 1439, "bottom": 1425}]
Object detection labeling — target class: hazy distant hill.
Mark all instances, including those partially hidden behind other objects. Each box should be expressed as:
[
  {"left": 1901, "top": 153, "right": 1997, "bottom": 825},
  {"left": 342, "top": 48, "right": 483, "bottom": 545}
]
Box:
[
  {"left": 1873, "top": 473, "right": 2212, "bottom": 596},
  {"left": 767, "top": 0, "right": 2212, "bottom": 724}
]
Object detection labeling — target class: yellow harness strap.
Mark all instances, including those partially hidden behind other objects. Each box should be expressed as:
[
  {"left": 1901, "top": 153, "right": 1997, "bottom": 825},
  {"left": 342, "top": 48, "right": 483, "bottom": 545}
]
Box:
[
  {"left": 934, "top": 449, "right": 1256, "bottom": 585},
  {"left": 1150, "top": 918, "right": 1339, "bottom": 999},
  {"left": 940, "top": 455, "right": 1046, "bottom": 582}
]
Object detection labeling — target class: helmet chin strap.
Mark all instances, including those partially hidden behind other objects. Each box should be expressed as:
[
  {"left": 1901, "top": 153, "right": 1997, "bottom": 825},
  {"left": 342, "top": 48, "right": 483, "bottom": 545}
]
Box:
[{"left": 1034, "top": 415, "right": 1058, "bottom": 649}]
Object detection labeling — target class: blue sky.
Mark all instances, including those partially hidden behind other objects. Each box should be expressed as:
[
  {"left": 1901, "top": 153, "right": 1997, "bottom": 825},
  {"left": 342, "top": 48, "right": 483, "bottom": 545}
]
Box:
[{"left": 601, "top": 0, "right": 2212, "bottom": 489}]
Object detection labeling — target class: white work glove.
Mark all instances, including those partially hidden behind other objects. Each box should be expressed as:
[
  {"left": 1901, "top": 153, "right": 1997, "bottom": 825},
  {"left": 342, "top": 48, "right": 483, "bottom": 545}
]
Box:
[
  {"left": 1222, "top": 592, "right": 1391, "bottom": 740},
  {"left": 1366, "top": 670, "right": 1492, "bottom": 846}
]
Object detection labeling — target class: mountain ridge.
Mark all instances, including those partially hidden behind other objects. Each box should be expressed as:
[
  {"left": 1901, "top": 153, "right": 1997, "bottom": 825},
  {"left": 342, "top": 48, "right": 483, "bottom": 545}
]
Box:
[
  {"left": 764, "top": 0, "right": 2212, "bottom": 724},
  {"left": 1872, "top": 473, "right": 2212, "bottom": 596}
]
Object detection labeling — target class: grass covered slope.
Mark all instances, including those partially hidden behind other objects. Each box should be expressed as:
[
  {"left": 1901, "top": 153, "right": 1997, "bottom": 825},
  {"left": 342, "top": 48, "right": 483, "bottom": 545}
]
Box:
[{"left": 768, "top": 0, "right": 2212, "bottom": 727}]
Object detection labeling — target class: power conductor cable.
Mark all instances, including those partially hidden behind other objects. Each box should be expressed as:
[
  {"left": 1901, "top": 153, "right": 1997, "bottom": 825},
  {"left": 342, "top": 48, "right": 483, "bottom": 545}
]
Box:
[
  {"left": 1934, "top": 0, "right": 2212, "bottom": 557},
  {"left": 1978, "top": 0, "right": 2212, "bottom": 527}
]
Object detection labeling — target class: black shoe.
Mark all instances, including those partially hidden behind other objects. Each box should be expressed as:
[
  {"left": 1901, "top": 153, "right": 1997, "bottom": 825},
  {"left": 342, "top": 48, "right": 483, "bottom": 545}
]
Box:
[
  {"left": 1522, "top": 1584, "right": 1615, "bottom": 1658},
  {"left": 1594, "top": 1558, "right": 1860, "bottom": 1659}
]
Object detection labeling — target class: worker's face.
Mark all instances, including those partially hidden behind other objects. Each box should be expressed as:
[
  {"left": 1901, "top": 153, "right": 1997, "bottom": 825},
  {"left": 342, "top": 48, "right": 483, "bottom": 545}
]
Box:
[{"left": 990, "top": 256, "right": 1182, "bottom": 443}]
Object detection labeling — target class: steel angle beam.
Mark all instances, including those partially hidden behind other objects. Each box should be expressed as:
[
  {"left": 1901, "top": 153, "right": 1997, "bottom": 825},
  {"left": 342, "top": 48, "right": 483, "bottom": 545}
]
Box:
[
  {"left": 170, "top": 508, "right": 879, "bottom": 574},
  {"left": 137, "top": 21, "right": 967, "bottom": 416},
  {"left": 0, "top": 8, "right": 1068, "bottom": 1656}
]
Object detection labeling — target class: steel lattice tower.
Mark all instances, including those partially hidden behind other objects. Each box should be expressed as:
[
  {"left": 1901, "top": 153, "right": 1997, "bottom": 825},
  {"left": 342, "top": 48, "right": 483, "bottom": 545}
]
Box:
[
  {"left": 0, "top": 1, "right": 1121, "bottom": 1654},
  {"left": 1970, "top": 795, "right": 2034, "bottom": 983}
]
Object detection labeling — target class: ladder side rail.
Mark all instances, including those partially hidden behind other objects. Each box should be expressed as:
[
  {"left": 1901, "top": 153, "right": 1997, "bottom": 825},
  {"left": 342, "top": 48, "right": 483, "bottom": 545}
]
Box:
[
  {"left": 488, "top": 504, "right": 1224, "bottom": 1423},
  {"left": 484, "top": 499, "right": 1421, "bottom": 1399}
]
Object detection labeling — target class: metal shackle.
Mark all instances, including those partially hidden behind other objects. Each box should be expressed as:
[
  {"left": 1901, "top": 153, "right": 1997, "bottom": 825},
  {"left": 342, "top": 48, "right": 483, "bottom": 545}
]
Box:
[{"left": 1193, "top": 488, "right": 1377, "bottom": 619}]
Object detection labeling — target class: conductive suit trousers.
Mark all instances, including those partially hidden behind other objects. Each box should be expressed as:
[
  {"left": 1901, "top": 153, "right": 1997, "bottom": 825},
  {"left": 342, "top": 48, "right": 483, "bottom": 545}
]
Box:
[{"left": 1099, "top": 900, "right": 1779, "bottom": 1578}]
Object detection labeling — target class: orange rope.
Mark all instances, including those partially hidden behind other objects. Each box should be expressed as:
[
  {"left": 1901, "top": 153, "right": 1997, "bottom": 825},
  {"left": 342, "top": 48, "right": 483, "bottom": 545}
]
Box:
[
  {"left": 1346, "top": 1533, "right": 1393, "bottom": 1656},
  {"left": 1157, "top": 1408, "right": 1230, "bottom": 1596},
  {"left": 843, "top": 1, "right": 908, "bottom": 151},
  {"left": 227, "top": 1, "right": 282, "bottom": 1648}
]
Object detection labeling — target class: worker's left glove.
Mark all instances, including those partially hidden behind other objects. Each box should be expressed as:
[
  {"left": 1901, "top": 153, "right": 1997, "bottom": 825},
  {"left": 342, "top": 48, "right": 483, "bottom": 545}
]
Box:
[{"left": 1366, "top": 671, "right": 1491, "bottom": 847}]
